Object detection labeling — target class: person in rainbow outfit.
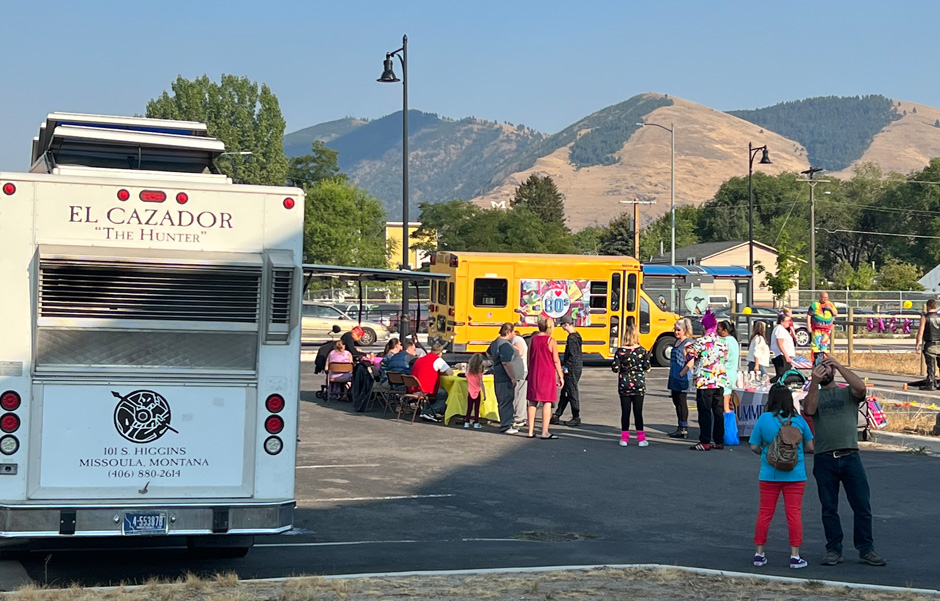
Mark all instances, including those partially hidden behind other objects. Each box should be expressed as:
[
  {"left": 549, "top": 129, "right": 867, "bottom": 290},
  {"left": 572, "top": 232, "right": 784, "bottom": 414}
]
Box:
[{"left": 806, "top": 291, "right": 838, "bottom": 361}]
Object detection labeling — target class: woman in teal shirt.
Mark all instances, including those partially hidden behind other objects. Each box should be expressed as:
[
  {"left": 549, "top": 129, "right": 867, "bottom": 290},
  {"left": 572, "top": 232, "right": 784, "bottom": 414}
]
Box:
[
  {"left": 717, "top": 320, "right": 739, "bottom": 412},
  {"left": 749, "top": 384, "right": 815, "bottom": 569}
]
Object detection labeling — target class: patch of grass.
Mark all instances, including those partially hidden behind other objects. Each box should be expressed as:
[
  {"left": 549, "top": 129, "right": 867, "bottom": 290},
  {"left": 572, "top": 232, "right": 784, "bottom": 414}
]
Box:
[
  {"left": 833, "top": 351, "right": 922, "bottom": 376},
  {"left": 882, "top": 408, "right": 938, "bottom": 436}
]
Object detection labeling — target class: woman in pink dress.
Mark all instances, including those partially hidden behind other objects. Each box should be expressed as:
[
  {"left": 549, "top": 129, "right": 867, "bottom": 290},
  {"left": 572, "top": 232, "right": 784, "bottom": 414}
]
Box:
[{"left": 526, "top": 316, "right": 564, "bottom": 439}]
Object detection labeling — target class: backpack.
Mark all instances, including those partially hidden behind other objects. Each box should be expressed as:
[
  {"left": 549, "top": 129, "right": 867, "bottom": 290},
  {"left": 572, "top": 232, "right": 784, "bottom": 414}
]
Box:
[{"left": 766, "top": 415, "right": 803, "bottom": 471}]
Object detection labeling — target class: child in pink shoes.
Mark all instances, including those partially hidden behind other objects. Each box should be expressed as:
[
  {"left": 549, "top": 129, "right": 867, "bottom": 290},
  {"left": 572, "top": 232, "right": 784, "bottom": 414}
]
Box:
[{"left": 611, "top": 323, "right": 651, "bottom": 447}]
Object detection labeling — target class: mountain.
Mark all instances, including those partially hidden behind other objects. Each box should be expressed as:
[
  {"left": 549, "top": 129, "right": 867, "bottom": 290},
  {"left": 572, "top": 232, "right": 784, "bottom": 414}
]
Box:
[
  {"left": 469, "top": 94, "right": 809, "bottom": 230},
  {"left": 285, "top": 93, "right": 940, "bottom": 228},
  {"left": 283, "top": 117, "right": 368, "bottom": 156},
  {"left": 284, "top": 111, "right": 543, "bottom": 219}
]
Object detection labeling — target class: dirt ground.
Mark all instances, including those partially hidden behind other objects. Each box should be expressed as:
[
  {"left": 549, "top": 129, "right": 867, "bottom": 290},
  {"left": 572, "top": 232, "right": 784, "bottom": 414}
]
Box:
[{"left": 7, "top": 567, "right": 938, "bottom": 601}]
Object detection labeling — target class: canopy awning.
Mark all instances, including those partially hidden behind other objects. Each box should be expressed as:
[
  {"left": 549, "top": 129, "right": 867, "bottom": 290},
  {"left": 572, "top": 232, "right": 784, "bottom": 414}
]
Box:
[
  {"left": 642, "top": 265, "right": 752, "bottom": 279},
  {"left": 302, "top": 263, "right": 448, "bottom": 283}
]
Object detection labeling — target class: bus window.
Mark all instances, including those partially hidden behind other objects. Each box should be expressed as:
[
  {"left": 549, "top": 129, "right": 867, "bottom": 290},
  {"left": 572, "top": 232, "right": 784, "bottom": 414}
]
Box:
[
  {"left": 430, "top": 281, "right": 437, "bottom": 303},
  {"left": 449, "top": 282, "right": 455, "bottom": 306},
  {"left": 627, "top": 273, "right": 637, "bottom": 312},
  {"left": 640, "top": 296, "right": 651, "bottom": 334},
  {"left": 610, "top": 273, "right": 621, "bottom": 312},
  {"left": 439, "top": 281, "right": 448, "bottom": 305},
  {"left": 589, "top": 281, "right": 607, "bottom": 309},
  {"left": 473, "top": 279, "right": 508, "bottom": 307}
]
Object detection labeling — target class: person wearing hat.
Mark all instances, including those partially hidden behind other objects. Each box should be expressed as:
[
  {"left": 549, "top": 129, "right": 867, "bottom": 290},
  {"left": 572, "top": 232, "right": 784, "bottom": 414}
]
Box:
[
  {"left": 552, "top": 315, "right": 584, "bottom": 426},
  {"left": 683, "top": 310, "right": 729, "bottom": 451}
]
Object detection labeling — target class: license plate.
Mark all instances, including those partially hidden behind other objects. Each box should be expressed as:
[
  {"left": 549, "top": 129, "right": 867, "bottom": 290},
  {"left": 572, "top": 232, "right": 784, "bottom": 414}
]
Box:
[{"left": 122, "top": 511, "right": 168, "bottom": 535}]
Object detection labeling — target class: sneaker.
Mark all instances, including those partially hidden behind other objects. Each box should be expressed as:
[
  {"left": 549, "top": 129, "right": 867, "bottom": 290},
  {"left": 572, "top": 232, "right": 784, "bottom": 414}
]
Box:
[
  {"left": 858, "top": 550, "right": 886, "bottom": 566},
  {"left": 473, "top": 423, "right": 482, "bottom": 429},
  {"left": 619, "top": 440, "right": 628, "bottom": 447},
  {"left": 790, "top": 556, "right": 808, "bottom": 569},
  {"left": 549, "top": 415, "right": 560, "bottom": 425},
  {"left": 638, "top": 440, "right": 649, "bottom": 447},
  {"left": 463, "top": 422, "right": 470, "bottom": 429},
  {"left": 712, "top": 443, "right": 724, "bottom": 450},
  {"left": 667, "top": 428, "right": 688, "bottom": 439},
  {"left": 753, "top": 553, "right": 767, "bottom": 567},
  {"left": 420, "top": 412, "right": 440, "bottom": 422},
  {"left": 821, "top": 551, "right": 843, "bottom": 566},
  {"left": 512, "top": 421, "right": 527, "bottom": 429},
  {"left": 690, "top": 443, "right": 710, "bottom": 451},
  {"left": 564, "top": 418, "right": 582, "bottom": 427},
  {"left": 505, "top": 427, "right": 520, "bottom": 435}
]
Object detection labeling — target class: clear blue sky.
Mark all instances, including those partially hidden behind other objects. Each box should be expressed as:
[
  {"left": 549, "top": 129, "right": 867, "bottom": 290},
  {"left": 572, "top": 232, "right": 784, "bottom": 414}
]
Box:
[{"left": 3, "top": 0, "right": 939, "bottom": 171}]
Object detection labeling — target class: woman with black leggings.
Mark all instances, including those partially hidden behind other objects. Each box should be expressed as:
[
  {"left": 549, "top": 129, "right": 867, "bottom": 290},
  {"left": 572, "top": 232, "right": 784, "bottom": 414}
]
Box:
[{"left": 667, "top": 318, "right": 694, "bottom": 439}]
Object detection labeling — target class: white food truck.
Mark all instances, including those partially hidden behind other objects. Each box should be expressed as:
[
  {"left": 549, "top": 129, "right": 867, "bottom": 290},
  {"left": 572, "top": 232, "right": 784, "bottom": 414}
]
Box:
[{"left": 0, "top": 113, "right": 304, "bottom": 556}]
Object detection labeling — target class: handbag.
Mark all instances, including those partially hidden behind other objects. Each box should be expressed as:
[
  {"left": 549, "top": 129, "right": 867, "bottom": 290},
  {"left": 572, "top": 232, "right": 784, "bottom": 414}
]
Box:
[{"left": 723, "top": 411, "right": 740, "bottom": 445}]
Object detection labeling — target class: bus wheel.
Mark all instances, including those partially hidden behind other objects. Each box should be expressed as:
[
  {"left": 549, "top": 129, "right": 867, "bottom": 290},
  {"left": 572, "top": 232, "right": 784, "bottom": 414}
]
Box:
[
  {"left": 359, "top": 328, "right": 377, "bottom": 345},
  {"left": 652, "top": 336, "right": 676, "bottom": 367}
]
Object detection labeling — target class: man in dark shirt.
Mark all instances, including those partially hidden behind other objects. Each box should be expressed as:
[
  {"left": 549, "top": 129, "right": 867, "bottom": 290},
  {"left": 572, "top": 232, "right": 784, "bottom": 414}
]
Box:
[
  {"left": 552, "top": 315, "right": 583, "bottom": 426},
  {"left": 915, "top": 299, "right": 940, "bottom": 390},
  {"left": 488, "top": 324, "right": 518, "bottom": 434},
  {"left": 804, "top": 356, "right": 886, "bottom": 567}
]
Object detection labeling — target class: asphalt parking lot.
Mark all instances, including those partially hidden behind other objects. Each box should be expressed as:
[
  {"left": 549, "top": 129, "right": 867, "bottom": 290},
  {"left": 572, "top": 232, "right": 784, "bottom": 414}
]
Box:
[{"left": 15, "top": 364, "right": 940, "bottom": 589}]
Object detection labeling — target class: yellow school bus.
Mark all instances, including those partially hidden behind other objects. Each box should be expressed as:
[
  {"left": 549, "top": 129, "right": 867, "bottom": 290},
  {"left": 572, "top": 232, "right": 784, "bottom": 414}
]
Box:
[{"left": 427, "top": 252, "right": 680, "bottom": 365}]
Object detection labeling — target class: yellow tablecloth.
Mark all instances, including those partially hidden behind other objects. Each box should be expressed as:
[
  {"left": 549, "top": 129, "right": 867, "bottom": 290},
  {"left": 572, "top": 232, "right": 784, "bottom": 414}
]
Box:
[{"left": 440, "top": 374, "right": 500, "bottom": 425}]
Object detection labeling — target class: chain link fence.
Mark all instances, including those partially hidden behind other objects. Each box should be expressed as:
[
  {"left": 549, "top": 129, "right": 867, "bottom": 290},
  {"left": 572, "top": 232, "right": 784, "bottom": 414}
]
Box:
[{"left": 797, "top": 290, "right": 937, "bottom": 313}]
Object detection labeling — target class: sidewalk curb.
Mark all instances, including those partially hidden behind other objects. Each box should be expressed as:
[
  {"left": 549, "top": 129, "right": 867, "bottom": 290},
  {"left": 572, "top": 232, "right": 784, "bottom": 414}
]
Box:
[
  {"left": 243, "top": 563, "right": 940, "bottom": 595},
  {"left": 871, "top": 430, "right": 940, "bottom": 454}
]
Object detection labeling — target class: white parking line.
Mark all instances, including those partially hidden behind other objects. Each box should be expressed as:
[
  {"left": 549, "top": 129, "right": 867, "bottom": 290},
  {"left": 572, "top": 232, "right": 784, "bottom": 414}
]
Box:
[
  {"left": 257, "top": 539, "right": 418, "bottom": 548},
  {"left": 298, "top": 493, "right": 455, "bottom": 503},
  {"left": 295, "top": 464, "right": 381, "bottom": 469}
]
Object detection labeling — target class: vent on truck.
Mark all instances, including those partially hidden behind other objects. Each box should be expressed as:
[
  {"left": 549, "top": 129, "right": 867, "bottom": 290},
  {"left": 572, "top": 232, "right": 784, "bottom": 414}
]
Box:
[
  {"left": 270, "top": 268, "right": 293, "bottom": 324},
  {"left": 39, "top": 260, "right": 261, "bottom": 323}
]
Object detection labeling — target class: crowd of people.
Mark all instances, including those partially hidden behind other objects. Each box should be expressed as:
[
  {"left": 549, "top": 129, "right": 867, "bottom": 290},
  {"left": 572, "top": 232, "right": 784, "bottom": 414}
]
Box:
[{"left": 316, "top": 291, "right": 889, "bottom": 568}]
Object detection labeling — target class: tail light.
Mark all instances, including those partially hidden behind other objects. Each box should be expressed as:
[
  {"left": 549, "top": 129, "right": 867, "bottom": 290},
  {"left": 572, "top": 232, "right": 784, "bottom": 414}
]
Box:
[
  {"left": 283, "top": 197, "right": 296, "bottom": 209},
  {"left": 2, "top": 183, "right": 15, "bottom": 196},
  {"left": 176, "top": 192, "right": 189, "bottom": 204},
  {"left": 139, "top": 190, "right": 166, "bottom": 202},
  {"left": 117, "top": 189, "right": 130, "bottom": 201},
  {"left": 264, "top": 436, "right": 283, "bottom": 455},
  {"left": 265, "top": 394, "right": 285, "bottom": 413},
  {"left": 449, "top": 308, "right": 456, "bottom": 316},
  {"left": 429, "top": 304, "right": 435, "bottom": 312},
  {"left": 265, "top": 415, "right": 284, "bottom": 434},
  {"left": 0, "top": 414, "right": 20, "bottom": 433},
  {"left": 0, "top": 391, "right": 20, "bottom": 412}
]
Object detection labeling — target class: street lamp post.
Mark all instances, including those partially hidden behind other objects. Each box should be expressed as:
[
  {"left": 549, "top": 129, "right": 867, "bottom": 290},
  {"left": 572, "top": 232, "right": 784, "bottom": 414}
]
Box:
[
  {"left": 378, "top": 34, "right": 411, "bottom": 338},
  {"left": 638, "top": 121, "right": 675, "bottom": 309},
  {"left": 747, "top": 143, "right": 772, "bottom": 307}
]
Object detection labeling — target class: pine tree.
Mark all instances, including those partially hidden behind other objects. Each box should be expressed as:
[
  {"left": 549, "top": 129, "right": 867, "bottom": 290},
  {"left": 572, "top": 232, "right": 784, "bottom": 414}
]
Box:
[{"left": 510, "top": 175, "right": 568, "bottom": 231}]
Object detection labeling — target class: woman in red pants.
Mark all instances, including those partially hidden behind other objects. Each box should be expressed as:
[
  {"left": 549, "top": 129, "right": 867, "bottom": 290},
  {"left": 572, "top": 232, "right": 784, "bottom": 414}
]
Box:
[{"left": 748, "top": 384, "right": 815, "bottom": 569}]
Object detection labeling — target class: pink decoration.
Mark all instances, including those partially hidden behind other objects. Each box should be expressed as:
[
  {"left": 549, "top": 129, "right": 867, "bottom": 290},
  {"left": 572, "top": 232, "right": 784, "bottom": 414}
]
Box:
[
  {"left": 867, "top": 318, "right": 875, "bottom": 332},
  {"left": 888, "top": 318, "right": 899, "bottom": 333},
  {"left": 878, "top": 318, "right": 886, "bottom": 333},
  {"left": 903, "top": 319, "right": 913, "bottom": 335}
]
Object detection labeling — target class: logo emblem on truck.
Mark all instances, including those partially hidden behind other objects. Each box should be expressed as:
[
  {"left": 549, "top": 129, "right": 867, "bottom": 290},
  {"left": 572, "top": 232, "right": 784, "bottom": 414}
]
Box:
[{"left": 111, "top": 390, "right": 179, "bottom": 443}]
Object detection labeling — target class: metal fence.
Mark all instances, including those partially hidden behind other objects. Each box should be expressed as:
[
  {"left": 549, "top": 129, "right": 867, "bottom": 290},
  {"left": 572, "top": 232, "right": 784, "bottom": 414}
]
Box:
[{"left": 797, "top": 290, "right": 937, "bottom": 313}]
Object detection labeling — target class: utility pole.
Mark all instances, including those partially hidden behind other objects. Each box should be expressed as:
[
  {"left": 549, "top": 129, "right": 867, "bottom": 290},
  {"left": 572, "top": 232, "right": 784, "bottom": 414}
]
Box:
[
  {"left": 619, "top": 198, "right": 656, "bottom": 257},
  {"left": 798, "top": 168, "right": 829, "bottom": 292}
]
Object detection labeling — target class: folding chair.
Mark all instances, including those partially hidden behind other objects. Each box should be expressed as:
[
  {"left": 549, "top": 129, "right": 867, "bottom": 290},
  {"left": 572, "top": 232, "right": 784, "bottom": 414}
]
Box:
[
  {"left": 384, "top": 371, "right": 407, "bottom": 418},
  {"left": 399, "top": 374, "right": 429, "bottom": 423},
  {"left": 325, "top": 362, "right": 353, "bottom": 403}
]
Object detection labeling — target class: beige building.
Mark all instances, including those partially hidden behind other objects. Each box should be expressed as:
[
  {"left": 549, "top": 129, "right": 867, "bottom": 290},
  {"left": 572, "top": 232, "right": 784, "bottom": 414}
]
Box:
[
  {"left": 385, "top": 221, "right": 430, "bottom": 269},
  {"left": 648, "top": 241, "right": 800, "bottom": 308}
]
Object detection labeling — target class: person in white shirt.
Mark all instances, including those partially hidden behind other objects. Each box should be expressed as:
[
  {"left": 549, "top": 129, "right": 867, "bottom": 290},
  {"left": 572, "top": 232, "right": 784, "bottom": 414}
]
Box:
[
  {"left": 747, "top": 321, "right": 772, "bottom": 376},
  {"left": 770, "top": 313, "right": 796, "bottom": 378}
]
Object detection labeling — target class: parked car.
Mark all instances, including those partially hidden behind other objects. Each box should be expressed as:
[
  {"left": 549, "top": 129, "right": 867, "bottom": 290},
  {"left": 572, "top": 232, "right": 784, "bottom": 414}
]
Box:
[
  {"left": 372, "top": 303, "right": 429, "bottom": 334},
  {"left": 301, "top": 302, "right": 389, "bottom": 346}
]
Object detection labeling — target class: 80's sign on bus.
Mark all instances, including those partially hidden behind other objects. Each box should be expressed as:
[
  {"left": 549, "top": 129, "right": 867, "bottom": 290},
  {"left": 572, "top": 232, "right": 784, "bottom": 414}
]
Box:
[{"left": 518, "top": 279, "right": 592, "bottom": 327}]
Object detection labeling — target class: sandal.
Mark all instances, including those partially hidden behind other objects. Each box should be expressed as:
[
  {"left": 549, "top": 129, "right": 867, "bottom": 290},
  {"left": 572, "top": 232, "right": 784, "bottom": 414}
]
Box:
[{"left": 540, "top": 434, "right": 559, "bottom": 440}]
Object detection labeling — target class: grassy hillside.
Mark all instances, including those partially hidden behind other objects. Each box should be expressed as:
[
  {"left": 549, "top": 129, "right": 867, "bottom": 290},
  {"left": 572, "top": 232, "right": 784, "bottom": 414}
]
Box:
[
  {"left": 729, "top": 95, "right": 899, "bottom": 172},
  {"left": 283, "top": 117, "right": 367, "bottom": 156}
]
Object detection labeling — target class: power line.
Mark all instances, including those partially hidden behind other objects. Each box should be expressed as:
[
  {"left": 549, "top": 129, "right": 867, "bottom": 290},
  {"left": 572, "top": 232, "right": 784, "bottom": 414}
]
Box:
[{"left": 816, "top": 227, "right": 940, "bottom": 240}]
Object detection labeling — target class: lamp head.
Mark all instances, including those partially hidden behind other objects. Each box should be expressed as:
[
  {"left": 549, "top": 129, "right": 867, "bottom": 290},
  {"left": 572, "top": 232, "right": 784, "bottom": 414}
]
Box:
[
  {"left": 377, "top": 54, "right": 400, "bottom": 83},
  {"left": 759, "top": 148, "right": 772, "bottom": 164}
]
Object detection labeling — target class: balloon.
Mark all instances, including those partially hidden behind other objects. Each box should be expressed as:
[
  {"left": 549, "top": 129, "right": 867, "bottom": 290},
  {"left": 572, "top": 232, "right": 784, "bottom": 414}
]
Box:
[
  {"left": 903, "top": 300, "right": 913, "bottom": 309},
  {"left": 867, "top": 318, "right": 875, "bottom": 332},
  {"left": 743, "top": 307, "right": 752, "bottom": 315},
  {"left": 888, "top": 318, "right": 898, "bottom": 333},
  {"left": 903, "top": 319, "right": 913, "bottom": 335},
  {"left": 878, "top": 318, "right": 886, "bottom": 333}
]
